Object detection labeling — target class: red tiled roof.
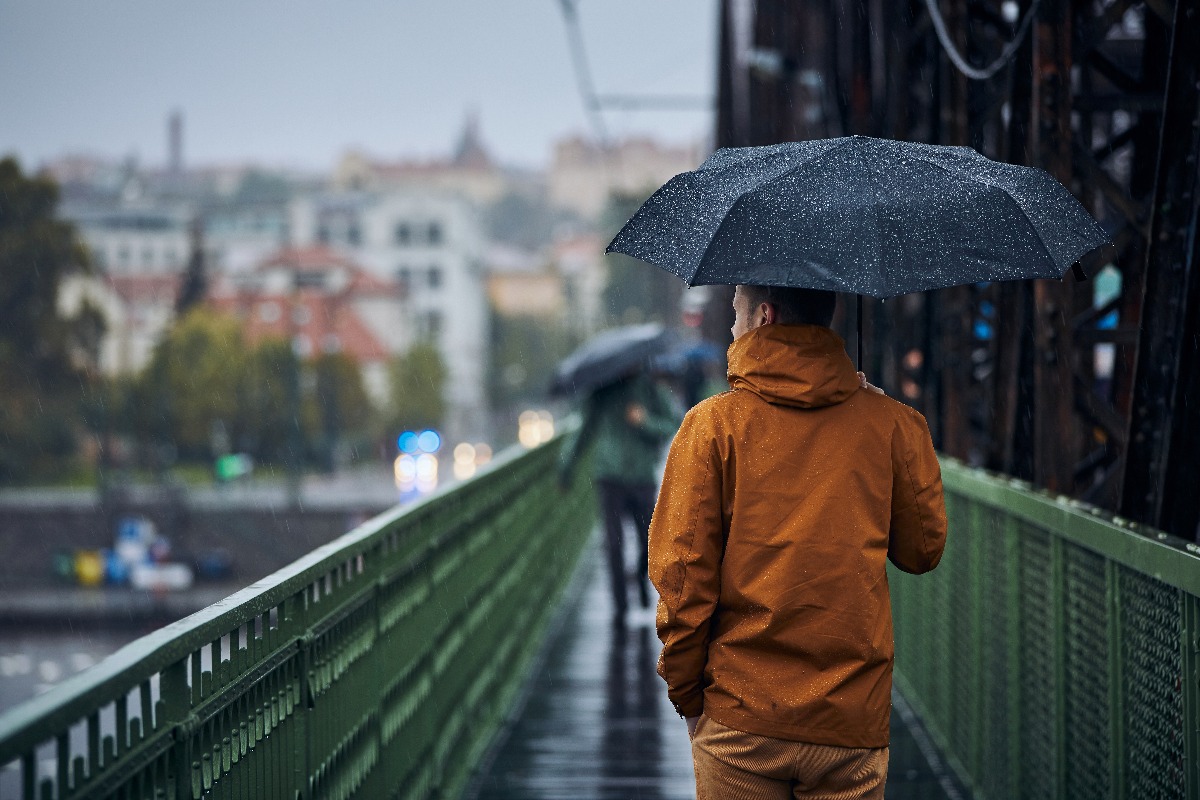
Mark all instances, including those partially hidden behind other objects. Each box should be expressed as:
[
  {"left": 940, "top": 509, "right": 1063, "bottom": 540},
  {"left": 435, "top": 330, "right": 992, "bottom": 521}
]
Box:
[
  {"left": 209, "top": 291, "right": 391, "bottom": 363},
  {"left": 258, "top": 245, "right": 359, "bottom": 272},
  {"left": 252, "top": 245, "right": 398, "bottom": 296},
  {"left": 106, "top": 274, "right": 182, "bottom": 305},
  {"left": 207, "top": 246, "right": 401, "bottom": 363}
]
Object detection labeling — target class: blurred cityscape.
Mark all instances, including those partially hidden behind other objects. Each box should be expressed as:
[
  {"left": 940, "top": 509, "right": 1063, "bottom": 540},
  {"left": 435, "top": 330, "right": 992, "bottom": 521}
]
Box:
[
  {"left": 0, "top": 112, "right": 716, "bottom": 591},
  {"left": 0, "top": 4, "right": 720, "bottom": 728}
]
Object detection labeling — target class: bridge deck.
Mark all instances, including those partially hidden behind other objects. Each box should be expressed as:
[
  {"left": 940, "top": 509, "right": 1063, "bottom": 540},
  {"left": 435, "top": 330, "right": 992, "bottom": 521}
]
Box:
[{"left": 468, "top": 545, "right": 969, "bottom": 799}]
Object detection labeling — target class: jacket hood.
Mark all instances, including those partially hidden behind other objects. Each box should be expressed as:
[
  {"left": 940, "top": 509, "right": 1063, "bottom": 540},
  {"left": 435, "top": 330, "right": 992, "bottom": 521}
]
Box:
[{"left": 726, "top": 324, "right": 859, "bottom": 408}]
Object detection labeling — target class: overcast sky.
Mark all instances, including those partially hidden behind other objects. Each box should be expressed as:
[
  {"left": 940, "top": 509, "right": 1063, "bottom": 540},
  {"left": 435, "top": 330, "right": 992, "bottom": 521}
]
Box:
[{"left": 0, "top": 1, "right": 717, "bottom": 173}]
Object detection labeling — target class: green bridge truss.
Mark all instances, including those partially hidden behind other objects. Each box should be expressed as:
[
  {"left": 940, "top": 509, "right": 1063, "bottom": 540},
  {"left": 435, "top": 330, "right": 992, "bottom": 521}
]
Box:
[
  {"left": 3, "top": 446, "right": 1199, "bottom": 799},
  {"left": 0, "top": 433, "right": 595, "bottom": 800},
  {"left": 893, "top": 460, "right": 1200, "bottom": 799}
]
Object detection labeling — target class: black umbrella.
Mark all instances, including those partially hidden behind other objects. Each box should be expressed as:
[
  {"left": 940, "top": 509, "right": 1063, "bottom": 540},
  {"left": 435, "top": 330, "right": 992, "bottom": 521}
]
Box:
[
  {"left": 606, "top": 136, "right": 1113, "bottom": 362},
  {"left": 549, "top": 323, "right": 670, "bottom": 397}
]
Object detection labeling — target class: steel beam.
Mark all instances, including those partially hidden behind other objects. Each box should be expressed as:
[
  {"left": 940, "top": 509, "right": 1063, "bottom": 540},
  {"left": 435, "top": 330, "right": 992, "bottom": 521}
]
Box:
[
  {"left": 1122, "top": 0, "right": 1200, "bottom": 541},
  {"left": 1030, "top": 0, "right": 1078, "bottom": 492}
]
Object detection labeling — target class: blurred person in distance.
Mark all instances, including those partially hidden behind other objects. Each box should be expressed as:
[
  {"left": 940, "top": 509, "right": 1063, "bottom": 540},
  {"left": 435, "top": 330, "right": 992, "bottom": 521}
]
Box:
[{"left": 559, "top": 369, "right": 680, "bottom": 622}]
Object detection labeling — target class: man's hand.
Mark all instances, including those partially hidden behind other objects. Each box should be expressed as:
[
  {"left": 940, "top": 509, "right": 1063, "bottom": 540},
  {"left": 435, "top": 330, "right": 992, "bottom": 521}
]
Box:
[
  {"left": 686, "top": 715, "right": 700, "bottom": 739},
  {"left": 626, "top": 402, "right": 647, "bottom": 426},
  {"left": 857, "top": 371, "right": 885, "bottom": 395}
]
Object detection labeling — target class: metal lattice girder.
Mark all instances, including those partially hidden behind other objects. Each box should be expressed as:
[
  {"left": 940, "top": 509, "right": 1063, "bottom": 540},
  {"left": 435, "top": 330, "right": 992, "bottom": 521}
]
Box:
[
  {"left": 1121, "top": 0, "right": 1200, "bottom": 542},
  {"left": 892, "top": 457, "right": 1200, "bottom": 799}
]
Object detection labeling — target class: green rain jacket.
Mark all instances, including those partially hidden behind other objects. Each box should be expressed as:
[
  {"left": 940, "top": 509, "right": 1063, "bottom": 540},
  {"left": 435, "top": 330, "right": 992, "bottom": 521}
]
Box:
[{"left": 559, "top": 373, "right": 681, "bottom": 486}]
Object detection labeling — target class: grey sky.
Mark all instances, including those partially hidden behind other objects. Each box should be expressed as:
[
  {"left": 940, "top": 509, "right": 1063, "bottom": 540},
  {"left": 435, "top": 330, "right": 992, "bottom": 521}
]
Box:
[{"left": 0, "top": 1, "right": 717, "bottom": 172}]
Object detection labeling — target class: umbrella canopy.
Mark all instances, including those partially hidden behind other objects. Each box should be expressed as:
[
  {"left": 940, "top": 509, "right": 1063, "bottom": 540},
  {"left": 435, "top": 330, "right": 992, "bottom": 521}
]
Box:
[
  {"left": 606, "top": 136, "right": 1112, "bottom": 298},
  {"left": 549, "top": 323, "right": 671, "bottom": 397}
]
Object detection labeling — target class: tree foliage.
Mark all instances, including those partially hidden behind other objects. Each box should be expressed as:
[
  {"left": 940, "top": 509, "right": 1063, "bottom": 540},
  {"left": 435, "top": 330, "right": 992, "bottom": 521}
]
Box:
[
  {"left": 142, "top": 308, "right": 247, "bottom": 460},
  {"left": 306, "top": 352, "right": 373, "bottom": 470},
  {"left": 132, "top": 310, "right": 375, "bottom": 471},
  {"left": 389, "top": 342, "right": 447, "bottom": 432},
  {"left": 600, "top": 190, "right": 681, "bottom": 326},
  {"left": 488, "top": 311, "right": 577, "bottom": 412},
  {"left": 0, "top": 158, "right": 94, "bottom": 483},
  {"left": 236, "top": 337, "right": 297, "bottom": 464}
]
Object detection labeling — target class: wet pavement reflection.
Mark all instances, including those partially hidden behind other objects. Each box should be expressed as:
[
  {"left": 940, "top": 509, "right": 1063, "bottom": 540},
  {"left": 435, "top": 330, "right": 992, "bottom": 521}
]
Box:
[
  {"left": 469, "top": 545, "right": 968, "bottom": 800},
  {"left": 470, "top": 547, "right": 693, "bottom": 799}
]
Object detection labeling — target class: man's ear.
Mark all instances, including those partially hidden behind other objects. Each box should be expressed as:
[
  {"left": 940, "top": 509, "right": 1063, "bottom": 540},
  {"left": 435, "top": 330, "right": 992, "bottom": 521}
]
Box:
[{"left": 759, "top": 302, "right": 777, "bottom": 326}]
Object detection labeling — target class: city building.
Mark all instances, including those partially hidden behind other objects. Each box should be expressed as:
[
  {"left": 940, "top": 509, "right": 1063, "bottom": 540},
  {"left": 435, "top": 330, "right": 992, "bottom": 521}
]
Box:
[
  {"left": 549, "top": 232, "right": 609, "bottom": 338},
  {"left": 333, "top": 113, "right": 509, "bottom": 205},
  {"left": 208, "top": 245, "right": 411, "bottom": 406},
  {"left": 485, "top": 244, "right": 564, "bottom": 318},
  {"left": 56, "top": 272, "right": 180, "bottom": 376},
  {"left": 547, "top": 135, "right": 705, "bottom": 220},
  {"left": 68, "top": 205, "right": 192, "bottom": 277},
  {"left": 288, "top": 189, "right": 489, "bottom": 444}
]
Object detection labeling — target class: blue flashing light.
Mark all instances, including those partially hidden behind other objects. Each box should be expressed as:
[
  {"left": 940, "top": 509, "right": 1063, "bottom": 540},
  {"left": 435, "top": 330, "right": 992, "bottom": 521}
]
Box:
[
  {"left": 417, "top": 429, "right": 442, "bottom": 453},
  {"left": 398, "top": 431, "right": 419, "bottom": 454}
]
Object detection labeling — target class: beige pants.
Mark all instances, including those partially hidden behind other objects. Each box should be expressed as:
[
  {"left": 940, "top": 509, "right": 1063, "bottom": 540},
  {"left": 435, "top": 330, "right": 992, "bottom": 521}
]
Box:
[{"left": 691, "top": 715, "right": 888, "bottom": 800}]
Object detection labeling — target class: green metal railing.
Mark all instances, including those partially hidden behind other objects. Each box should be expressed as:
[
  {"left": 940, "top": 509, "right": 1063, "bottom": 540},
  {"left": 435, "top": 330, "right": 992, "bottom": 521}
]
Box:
[
  {"left": 892, "top": 458, "right": 1200, "bottom": 800},
  {"left": 0, "top": 432, "right": 595, "bottom": 800}
]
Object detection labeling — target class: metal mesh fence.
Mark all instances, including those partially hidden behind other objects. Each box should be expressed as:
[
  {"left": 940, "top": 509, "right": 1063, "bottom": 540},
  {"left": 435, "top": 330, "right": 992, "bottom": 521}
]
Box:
[
  {"left": 1122, "top": 566, "right": 1186, "bottom": 798},
  {"left": 1063, "top": 543, "right": 1111, "bottom": 799},
  {"left": 978, "top": 510, "right": 1015, "bottom": 799},
  {"left": 890, "top": 460, "right": 1200, "bottom": 800},
  {"left": 1017, "top": 524, "right": 1057, "bottom": 800},
  {"left": 0, "top": 434, "right": 596, "bottom": 800}
]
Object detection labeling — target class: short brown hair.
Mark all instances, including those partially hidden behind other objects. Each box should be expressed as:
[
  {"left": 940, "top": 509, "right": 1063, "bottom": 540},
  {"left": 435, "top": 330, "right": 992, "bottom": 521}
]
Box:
[{"left": 740, "top": 285, "right": 837, "bottom": 327}]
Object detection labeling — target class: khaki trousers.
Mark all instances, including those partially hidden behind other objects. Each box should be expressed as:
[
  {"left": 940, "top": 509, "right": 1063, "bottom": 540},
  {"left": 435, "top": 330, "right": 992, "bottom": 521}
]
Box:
[{"left": 691, "top": 715, "right": 888, "bottom": 800}]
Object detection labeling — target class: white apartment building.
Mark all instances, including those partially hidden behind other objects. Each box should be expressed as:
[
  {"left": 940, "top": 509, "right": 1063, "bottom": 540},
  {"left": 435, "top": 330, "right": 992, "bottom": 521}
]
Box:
[
  {"left": 288, "top": 190, "right": 489, "bottom": 445},
  {"left": 68, "top": 206, "right": 192, "bottom": 276}
]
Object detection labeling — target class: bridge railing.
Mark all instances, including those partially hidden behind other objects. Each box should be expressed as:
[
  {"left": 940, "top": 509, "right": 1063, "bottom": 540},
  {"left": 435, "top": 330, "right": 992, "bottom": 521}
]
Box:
[
  {"left": 0, "top": 431, "right": 595, "bottom": 800},
  {"left": 891, "top": 458, "right": 1200, "bottom": 800}
]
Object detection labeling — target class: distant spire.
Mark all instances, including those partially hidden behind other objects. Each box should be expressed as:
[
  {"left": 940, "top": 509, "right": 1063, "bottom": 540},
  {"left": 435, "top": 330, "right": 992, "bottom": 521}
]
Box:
[{"left": 452, "top": 110, "right": 492, "bottom": 169}]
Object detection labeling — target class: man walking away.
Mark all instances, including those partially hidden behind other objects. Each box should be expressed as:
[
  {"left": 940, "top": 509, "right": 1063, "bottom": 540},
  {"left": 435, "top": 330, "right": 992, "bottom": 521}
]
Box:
[{"left": 648, "top": 285, "right": 947, "bottom": 799}]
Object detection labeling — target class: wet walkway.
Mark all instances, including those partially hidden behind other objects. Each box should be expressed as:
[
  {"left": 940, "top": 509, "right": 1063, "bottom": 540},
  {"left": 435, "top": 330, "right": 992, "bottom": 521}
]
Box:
[{"left": 468, "top": 542, "right": 970, "bottom": 800}]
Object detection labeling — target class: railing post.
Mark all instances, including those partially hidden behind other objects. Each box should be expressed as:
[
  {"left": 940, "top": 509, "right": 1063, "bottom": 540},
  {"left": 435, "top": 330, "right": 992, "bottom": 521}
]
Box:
[
  {"left": 287, "top": 590, "right": 310, "bottom": 800},
  {"left": 160, "top": 658, "right": 191, "bottom": 800},
  {"left": 1107, "top": 561, "right": 1126, "bottom": 800},
  {"left": 1050, "top": 535, "right": 1067, "bottom": 800},
  {"left": 1003, "top": 514, "right": 1021, "bottom": 799},
  {"left": 967, "top": 500, "right": 985, "bottom": 783},
  {"left": 1184, "top": 592, "right": 1200, "bottom": 800}
]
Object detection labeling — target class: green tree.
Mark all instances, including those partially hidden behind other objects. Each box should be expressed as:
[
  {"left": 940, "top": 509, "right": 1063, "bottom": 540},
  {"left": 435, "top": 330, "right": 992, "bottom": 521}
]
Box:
[
  {"left": 305, "top": 352, "right": 373, "bottom": 471},
  {"left": 0, "top": 158, "right": 93, "bottom": 483},
  {"left": 142, "top": 308, "right": 247, "bottom": 461},
  {"left": 388, "top": 343, "right": 447, "bottom": 432},
  {"left": 601, "top": 190, "right": 681, "bottom": 326},
  {"left": 488, "top": 311, "right": 577, "bottom": 412},
  {"left": 239, "top": 337, "right": 301, "bottom": 466}
]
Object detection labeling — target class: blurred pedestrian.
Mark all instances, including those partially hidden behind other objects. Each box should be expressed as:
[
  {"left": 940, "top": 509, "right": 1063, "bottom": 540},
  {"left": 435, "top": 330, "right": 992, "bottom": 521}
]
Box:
[
  {"left": 560, "top": 370, "right": 679, "bottom": 622},
  {"left": 648, "top": 285, "right": 947, "bottom": 799}
]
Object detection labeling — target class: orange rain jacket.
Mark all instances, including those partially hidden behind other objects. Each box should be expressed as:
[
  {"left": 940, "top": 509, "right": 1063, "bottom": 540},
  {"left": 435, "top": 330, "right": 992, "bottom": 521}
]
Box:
[{"left": 649, "top": 323, "right": 947, "bottom": 748}]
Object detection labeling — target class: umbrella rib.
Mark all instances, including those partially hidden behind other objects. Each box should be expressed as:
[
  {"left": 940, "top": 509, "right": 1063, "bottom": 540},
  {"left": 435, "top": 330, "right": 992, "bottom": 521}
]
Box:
[
  {"left": 693, "top": 139, "right": 860, "bottom": 286},
  {"left": 899, "top": 152, "right": 1070, "bottom": 274}
]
